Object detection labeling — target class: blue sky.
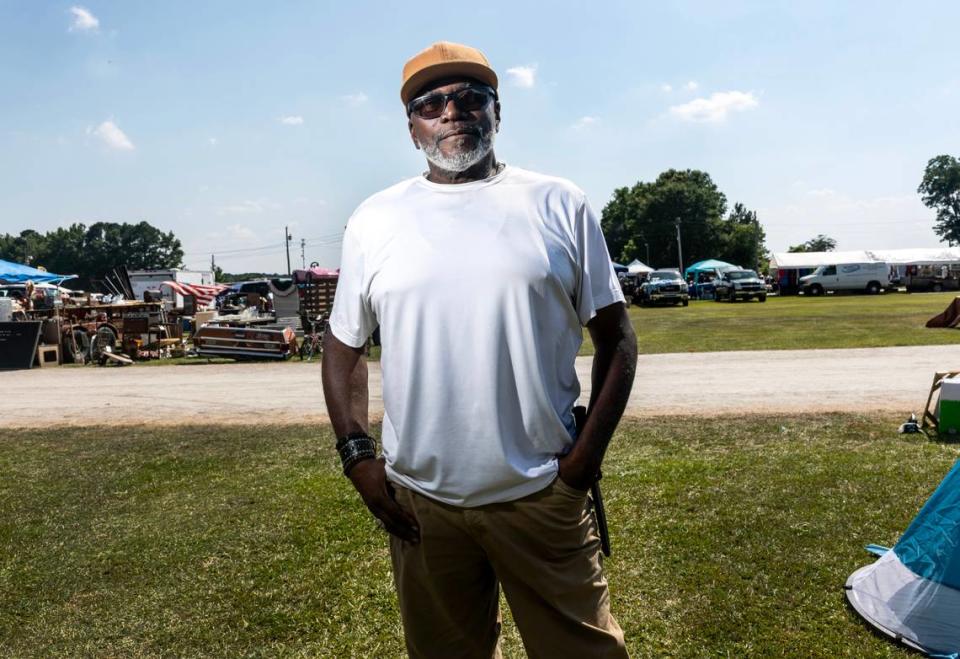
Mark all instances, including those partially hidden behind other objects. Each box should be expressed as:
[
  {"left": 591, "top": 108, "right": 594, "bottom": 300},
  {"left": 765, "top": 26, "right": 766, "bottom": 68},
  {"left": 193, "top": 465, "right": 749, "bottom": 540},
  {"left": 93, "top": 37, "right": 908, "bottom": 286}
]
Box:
[{"left": 1, "top": 1, "right": 958, "bottom": 272}]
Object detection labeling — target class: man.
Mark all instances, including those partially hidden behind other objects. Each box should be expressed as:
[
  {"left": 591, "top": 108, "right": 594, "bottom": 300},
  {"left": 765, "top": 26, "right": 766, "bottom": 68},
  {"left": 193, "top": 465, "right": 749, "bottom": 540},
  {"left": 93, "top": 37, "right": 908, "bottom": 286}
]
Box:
[{"left": 322, "top": 41, "right": 637, "bottom": 658}]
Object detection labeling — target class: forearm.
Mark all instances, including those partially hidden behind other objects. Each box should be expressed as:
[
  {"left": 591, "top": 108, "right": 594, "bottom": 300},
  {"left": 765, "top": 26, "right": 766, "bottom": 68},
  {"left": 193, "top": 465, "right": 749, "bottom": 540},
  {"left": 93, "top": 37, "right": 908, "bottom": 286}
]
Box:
[
  {"left": 568, "top": 320, "right": 637, "bottom": 474},
  {"left": 321, "top": 331, "right": 370, "bottom": 438}
]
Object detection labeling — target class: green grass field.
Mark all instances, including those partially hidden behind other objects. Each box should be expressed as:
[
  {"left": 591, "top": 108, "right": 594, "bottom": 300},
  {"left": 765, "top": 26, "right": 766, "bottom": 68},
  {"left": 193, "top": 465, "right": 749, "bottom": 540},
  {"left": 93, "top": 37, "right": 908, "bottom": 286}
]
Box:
[
  {"left": 2, "top": 417, "right": 957, "bottom": 657},
  {"left": 578, "top": 291, "right": 960, "bottom": 355}
]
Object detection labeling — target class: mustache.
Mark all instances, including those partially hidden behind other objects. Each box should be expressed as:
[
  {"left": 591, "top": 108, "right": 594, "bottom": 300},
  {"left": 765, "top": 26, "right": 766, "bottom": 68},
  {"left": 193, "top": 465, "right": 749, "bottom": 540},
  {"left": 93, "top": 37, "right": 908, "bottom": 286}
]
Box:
[{"left": 432, "top": 125, "right": 484, "bottom": 146}]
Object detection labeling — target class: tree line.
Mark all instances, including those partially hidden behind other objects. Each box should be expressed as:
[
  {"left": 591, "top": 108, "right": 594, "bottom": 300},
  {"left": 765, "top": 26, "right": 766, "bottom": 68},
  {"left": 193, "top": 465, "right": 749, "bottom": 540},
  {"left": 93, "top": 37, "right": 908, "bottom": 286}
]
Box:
[
  {"left": 0, "top": 221, "right": 183, "bottom": 289},
  {"left": 5, "top": 155, "right": 958, "bottom": 289}
]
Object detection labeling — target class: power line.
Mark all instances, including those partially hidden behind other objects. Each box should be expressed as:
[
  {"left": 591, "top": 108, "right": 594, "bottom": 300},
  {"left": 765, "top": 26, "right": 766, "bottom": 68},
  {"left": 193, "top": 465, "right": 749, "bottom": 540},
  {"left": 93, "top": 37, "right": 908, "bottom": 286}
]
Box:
[{"left": 181, "top": 242, "right": 285, "bottom": 258}]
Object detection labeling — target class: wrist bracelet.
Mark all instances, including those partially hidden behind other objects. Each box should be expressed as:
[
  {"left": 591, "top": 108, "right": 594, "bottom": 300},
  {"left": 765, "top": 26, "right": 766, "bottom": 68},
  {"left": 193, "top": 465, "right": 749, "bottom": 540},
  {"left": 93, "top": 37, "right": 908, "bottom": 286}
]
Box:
[{"left": 336, "top": 432, "right": 377, "bottom": 476}]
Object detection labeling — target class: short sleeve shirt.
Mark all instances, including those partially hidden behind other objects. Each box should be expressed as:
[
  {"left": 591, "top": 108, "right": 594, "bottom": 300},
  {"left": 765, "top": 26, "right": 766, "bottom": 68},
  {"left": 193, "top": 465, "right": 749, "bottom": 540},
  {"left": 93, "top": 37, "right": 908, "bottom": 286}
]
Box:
[{"left": 329, "top": 165, "right": 624, "bottom": 506}]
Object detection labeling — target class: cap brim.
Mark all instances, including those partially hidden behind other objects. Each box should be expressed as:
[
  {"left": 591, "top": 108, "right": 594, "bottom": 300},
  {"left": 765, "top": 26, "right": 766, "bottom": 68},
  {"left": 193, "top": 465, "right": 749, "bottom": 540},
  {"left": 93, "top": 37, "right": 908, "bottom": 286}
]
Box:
[{"left": 401, "top": 61, "right": 498, "bottom": 106}]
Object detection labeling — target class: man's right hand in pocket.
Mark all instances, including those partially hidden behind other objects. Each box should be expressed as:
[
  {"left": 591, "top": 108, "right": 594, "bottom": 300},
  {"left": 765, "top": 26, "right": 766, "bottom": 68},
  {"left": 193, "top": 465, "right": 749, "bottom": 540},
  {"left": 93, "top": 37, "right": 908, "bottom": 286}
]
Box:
[{"left": 348, "top": 457, "right": 420, "bottom": 543}]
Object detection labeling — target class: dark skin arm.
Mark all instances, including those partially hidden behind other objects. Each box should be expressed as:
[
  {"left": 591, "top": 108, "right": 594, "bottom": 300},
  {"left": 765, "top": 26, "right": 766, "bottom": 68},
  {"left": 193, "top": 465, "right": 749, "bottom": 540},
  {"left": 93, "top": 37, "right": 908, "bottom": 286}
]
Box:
[
  {"left": 557, "top": 301, "right": 638, "bottom": 491},
  {"left": 321, "top": 331, "right": 420, "bottom": 543}
]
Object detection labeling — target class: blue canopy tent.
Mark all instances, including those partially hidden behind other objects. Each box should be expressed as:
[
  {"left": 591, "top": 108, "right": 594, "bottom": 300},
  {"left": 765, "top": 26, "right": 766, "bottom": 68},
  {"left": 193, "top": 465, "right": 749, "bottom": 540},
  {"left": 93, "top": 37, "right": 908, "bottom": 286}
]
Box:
[
  {"left": 683, "top": 259, "right": 738, "bottom": 281},
  {"left": 0, "top": 259, "right": 75, "bottom": 284},
  {"left": 846, "top": 460, "right": 960, "bottom": 656}
]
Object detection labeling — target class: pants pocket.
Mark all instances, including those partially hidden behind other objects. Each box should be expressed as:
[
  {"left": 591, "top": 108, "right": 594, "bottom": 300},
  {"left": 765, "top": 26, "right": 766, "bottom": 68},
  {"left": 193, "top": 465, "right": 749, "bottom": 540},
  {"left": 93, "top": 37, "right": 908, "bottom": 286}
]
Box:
[{"left": 553, "top": 474, "right": 590, "bottom": 499}]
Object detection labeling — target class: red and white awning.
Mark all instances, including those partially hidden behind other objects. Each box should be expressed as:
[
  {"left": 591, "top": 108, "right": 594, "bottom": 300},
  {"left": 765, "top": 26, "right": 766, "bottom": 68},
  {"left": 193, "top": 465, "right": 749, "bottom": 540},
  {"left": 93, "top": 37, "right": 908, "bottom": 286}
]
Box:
[{"left": 160, "top": 281, "right": 228, "bottom": 307}]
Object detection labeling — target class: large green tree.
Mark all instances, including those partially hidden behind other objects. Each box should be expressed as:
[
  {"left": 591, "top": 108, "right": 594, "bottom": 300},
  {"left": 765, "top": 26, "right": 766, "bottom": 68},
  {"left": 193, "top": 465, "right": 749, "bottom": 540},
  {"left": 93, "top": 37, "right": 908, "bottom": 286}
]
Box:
[
  {"left": 788, "top": 234, "right": 837, "bottom": 253},
  {"left": 720, "top": 202, "right": 767, "bottom": 270},
  {"left": 0, "top": 221, "right": 183, "bottom": 287},
  {"left": 600, "top": 169, "right": 766, "bottom": 270},
  {"left": 601, "top": 169, "right": 727, "bottom": 269},
  {"left": 0, "top": 230, "right": 47, "bottom": 267},
  {"left": 918, "top": 155, "right": 960, "bottom": 245}
]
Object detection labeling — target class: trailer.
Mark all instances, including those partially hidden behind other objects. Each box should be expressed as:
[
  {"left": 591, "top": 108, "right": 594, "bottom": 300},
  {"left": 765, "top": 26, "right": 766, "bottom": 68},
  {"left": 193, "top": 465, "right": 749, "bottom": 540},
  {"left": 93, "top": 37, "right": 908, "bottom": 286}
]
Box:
[{"left": 128, "top": 269, "right": 214, "bottom": 307}]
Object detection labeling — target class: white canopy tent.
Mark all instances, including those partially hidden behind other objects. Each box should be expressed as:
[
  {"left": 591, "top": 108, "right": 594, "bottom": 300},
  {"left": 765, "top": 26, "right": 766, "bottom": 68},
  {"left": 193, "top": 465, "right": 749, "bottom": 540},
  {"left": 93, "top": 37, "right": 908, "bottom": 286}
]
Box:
[
  {"left": 626, "top": 259, "right": 654, "bottom": 274},
  {"left": 770, "top": 250, "right": 876, "bottom": 270},
  {"left": 771, "top": 248, "right": 960, "bottom": 271},
  {"left": 868, "top": 247, "right": 960, "bottom": 265},
  {"left": 770, "top": 248, "right": 960, "bottom": 293}
]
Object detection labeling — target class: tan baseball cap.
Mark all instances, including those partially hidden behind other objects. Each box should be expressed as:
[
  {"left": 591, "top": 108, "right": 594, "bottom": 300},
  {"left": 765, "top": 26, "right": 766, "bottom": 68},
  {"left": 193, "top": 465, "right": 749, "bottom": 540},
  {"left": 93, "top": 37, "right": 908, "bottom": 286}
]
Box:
[{"left": 401, "top": 41, "right": 498, "bottom": 106}]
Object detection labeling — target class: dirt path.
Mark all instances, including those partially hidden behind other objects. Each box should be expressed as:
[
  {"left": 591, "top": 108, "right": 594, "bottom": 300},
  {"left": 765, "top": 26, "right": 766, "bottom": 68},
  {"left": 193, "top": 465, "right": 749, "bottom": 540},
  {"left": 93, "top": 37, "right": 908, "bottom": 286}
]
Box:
[{"left": 5, "top": 345, "right": 958, "bottom": 428}]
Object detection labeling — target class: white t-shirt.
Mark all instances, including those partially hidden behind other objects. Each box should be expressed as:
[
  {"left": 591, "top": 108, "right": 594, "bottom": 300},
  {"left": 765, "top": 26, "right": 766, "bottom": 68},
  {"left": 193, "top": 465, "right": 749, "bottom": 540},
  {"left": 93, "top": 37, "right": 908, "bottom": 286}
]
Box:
[{"left": 329, "top": 165, "right": 624, "bottom": 506}]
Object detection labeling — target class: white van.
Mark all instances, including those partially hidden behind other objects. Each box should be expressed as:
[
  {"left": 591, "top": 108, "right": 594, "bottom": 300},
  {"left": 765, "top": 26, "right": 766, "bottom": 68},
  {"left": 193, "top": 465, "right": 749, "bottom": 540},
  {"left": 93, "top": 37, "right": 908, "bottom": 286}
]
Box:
[{"left": 799, "top": 262, "right": 891, "bottom": 295}]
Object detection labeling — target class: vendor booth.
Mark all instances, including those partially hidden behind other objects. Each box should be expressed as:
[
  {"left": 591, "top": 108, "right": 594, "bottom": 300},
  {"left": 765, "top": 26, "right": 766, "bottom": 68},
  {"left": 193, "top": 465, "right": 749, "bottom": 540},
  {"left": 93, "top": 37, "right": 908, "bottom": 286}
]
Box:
[{"left": 684, "top": 259, "right": 738, "bottom": 299}]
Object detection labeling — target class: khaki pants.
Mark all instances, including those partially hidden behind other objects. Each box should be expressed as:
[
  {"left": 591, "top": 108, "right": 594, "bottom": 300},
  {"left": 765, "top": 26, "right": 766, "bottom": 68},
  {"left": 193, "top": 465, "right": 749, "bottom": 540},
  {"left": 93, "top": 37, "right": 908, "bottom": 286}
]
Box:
[{"left": 389, "top": 477, "right": 628, "bottom": 659}]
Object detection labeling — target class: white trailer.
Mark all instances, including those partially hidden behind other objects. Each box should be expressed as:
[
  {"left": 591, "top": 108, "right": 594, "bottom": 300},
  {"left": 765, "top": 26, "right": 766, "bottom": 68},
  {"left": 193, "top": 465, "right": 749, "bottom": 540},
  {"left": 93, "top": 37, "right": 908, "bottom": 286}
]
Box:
[{"left": 128, "top": 269, "right": 214, "bottom": 307}]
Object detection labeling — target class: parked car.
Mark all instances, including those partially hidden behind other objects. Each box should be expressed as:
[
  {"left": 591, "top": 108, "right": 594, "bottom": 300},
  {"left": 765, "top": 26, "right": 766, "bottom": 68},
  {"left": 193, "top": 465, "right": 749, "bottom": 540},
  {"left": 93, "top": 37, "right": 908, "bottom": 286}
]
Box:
[
  {"left": 637, "top": 269, "right": 689, "bottom": 306},
  {"left": 713, "top": 269, "right": 767, "bottom": 302},
  {"left": 799, "top": 262, "right": 891, "bottom": 295}
]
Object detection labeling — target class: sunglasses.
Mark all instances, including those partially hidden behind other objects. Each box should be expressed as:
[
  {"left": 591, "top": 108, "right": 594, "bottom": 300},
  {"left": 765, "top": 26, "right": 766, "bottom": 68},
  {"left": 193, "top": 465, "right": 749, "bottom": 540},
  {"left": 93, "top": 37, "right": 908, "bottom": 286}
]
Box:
[{"left": 407, "top": 86, "right": 496, "bottom": 119}]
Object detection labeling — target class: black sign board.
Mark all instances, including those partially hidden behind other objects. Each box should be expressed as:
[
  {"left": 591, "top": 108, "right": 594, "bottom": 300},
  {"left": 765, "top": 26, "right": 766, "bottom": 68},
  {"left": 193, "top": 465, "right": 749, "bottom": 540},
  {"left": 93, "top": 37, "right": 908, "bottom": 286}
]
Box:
[{"left": 0, "top": 321, "right": 43, "bottom": 370}]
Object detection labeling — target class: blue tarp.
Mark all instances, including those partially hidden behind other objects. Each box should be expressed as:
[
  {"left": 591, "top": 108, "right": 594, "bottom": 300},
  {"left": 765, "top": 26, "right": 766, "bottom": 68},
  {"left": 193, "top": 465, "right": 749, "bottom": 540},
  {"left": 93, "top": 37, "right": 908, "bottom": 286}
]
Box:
[
  {"left": 0, "top": 259, "right": 75, "bottom": 284},
  {"left": 684, "top": 259, "right": 738, "bottom": 280}
]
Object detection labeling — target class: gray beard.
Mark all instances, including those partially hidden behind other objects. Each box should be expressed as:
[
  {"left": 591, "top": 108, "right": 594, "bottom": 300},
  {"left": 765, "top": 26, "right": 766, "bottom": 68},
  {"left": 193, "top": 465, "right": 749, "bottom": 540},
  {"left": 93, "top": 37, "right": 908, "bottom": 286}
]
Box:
[{"left": 421, "top": 128, "right": 496, "bottom": 173}]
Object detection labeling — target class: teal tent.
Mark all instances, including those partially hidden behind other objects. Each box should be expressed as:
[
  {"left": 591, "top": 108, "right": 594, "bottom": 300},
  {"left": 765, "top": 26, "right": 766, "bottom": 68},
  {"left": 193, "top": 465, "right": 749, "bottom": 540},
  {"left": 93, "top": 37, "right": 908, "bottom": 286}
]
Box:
[
  {"left": 0, "top": 259, "right": 75, "bottom": 284},
  {"left": 846, "top": 460, "right": 960, "bottom": 655},
  {"left": 684, "top": 259, "right": 738, "bottom": 280}
]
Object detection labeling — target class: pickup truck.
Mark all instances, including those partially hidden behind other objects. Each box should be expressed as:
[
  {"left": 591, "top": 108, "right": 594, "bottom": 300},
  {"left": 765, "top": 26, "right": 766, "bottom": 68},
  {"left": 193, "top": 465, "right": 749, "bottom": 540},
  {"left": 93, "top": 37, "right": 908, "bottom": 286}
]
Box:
[
  {"left": 713, "top": 269, "right": 767, "bottom": 302},
  {"left": 637, "top": 269, "right": 690, "bottom": 306}
]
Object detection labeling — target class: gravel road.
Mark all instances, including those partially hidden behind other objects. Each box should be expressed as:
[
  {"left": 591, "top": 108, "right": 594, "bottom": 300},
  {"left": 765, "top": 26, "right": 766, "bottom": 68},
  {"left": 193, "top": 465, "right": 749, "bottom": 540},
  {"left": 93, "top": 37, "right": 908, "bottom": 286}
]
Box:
[{"left": 5, "top": 345, "right": 958, "bottom": 428}]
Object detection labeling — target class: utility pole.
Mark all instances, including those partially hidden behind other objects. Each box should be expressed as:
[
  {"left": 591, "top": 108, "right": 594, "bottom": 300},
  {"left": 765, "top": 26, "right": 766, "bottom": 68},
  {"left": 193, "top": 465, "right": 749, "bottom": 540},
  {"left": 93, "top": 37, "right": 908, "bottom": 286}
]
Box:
[
  {"left": 675, "top": 219, "right": 684, "bottom": 274},
  {"left": 210, "top": 254, "right": 216, "bottom": 281},
  {"left": 284, "top": 226, "right": 292, "bottom": 276},
  {"left": 300, "top": 238, "right": 306, "bottom": 269},
  {"left": 639, "top": 232, "right": 650, "bottom": 265}
]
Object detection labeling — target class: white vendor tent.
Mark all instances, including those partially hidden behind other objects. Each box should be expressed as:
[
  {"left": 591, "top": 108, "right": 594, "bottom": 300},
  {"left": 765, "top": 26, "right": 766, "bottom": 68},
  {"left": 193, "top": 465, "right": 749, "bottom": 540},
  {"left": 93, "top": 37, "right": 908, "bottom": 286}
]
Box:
[
  {"left": 770, "top": 250, "right": 877, "bottom": 270},
  {"left": 771, "top": 248, "right": 960, "bottom": 272},
  {"left": 770, "top": 248, "right": 960, "bottom": 294},
  {"left": 868, "top": 247, "right": 960, "bottom": 265},
  {"left": 627, "top": 259, "right": 654, "bottom": 274}
]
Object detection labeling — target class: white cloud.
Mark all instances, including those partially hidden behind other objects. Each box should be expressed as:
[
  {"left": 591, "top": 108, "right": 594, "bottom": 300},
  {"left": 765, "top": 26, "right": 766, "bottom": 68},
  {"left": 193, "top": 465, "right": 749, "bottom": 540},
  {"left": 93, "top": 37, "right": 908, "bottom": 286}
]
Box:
[
  {"left": 669, "top": 91, "right": 759, "bottom": 123},
  {"left": 207, "top": 137, "right": 218, "bottom": 146},
  {"left": 88, "top": 120, "right": 134, "bottom": 150},
  {"left": 340, "top": 93, "right": 368, "bottom": 106},
  {"left": 228, "top": 224, "right": 257, "bottom": 241},
  {"left": 660, "top": 83, "right": 673, "bottom": 93},
  {"left": 68, "top": 6, "right": 99, "bottom": 32},
  {"left": 685, "top": 80, "right": 699, "bottom": 91},
  {"left": 807, "top": 188, "right": 837, "bottom": 198},
  {"left": 219, "top": 200, "right": 264, "bottom": 215},
  {"left": 505, "top": 65, "right": 537, "bottom": 88},
  {"left": 279, "top": 115, "right": 304, "bottom": 126},
  {"left": 572, "top": 116, "right": 599, "bottom": 130},
  {"left": 217, "top": 198, "right": 283, "bottom": 216}
]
